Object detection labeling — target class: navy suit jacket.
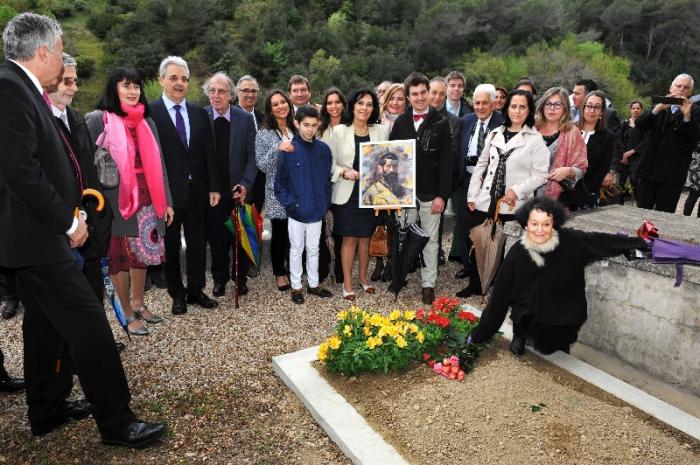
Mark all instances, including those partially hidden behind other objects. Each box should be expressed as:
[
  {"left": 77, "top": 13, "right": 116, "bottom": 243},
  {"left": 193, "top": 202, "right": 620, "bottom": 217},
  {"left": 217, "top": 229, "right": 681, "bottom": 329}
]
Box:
[
  {"left": 205, "top": 105, "right": 258, "bottom": 201},
  {"left": 149, "top": 97, "right": 220, "bottom": 209},
  {"left": 456, "top": 111, "right": 504, "bottom": 189},
  {"left": 0, "top": 61, "right": 79, "bottom": 266}
]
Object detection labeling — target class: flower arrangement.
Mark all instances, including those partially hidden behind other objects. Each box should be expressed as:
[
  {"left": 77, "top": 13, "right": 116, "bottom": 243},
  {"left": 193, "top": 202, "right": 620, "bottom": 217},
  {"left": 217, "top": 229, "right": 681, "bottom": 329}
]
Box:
[
  {"left": 318, "top": 297, "right": 492, "bottom": 378},
  {"left": 318, "top": 306, "right": 426, "bottom": 376}
]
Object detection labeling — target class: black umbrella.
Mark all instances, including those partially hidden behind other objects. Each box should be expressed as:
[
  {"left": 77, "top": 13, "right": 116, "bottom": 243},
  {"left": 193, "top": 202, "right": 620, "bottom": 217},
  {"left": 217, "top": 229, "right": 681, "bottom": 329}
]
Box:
[{"left": 389, "top": 215, "right": 429, "bottom": 299}]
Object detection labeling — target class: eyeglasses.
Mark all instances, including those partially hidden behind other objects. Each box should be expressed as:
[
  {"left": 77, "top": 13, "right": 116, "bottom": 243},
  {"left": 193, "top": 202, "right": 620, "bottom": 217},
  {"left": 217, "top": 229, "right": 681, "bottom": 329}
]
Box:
[
  {"left": 543, "top": 101, "right": 563, "bottom": 110},
  {"left": 584, "top": 104, "right": 603, "bottom": 112},
  {"left": 62, "top": 77, "right": 79, "bottom": 87},
  {"left": 208, "top": 88, "right": 230, "bottom": 96},
  {"left": 238, "top": 89, "right": 259, "bottom": 95}
]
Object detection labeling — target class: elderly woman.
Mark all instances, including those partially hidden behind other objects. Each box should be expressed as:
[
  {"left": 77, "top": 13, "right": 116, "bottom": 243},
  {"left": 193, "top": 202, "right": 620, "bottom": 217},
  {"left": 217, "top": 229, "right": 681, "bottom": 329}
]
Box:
[
  {"left": 86, "top": 68, "right": 174, "bottom": 336},
  {"left": 469, "top": 197, "right": 646, "bottom": 355},
  {"left": 379, "top": 83, "right": 407, "bottom": 130},
  {"left": 331, "top": 89, "right": 390, "bottom": 300},
  {"left": 576, "top": 90, "right": 616, "bottom": 208},
  {"left": 256, "top": 90, "right": 297, "bottom": 292},
  {"left": 534, "top": 87, "right": 588, "bottom": 208},
  {"left": 457, "top": 89, "right": 549, "bottom": 298}
]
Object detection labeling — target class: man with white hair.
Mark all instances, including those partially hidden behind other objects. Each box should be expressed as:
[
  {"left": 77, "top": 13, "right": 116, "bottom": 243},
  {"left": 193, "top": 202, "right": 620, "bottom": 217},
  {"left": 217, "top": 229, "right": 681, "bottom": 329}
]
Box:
[
  {"left": 452, "top": 84, "right": 504, "bottom": 284},
  {"left": 202, "top": 72, "right": 257, "bottom": 297},
  {"left": 150, "top": 56, "right": 221, "bottom": 314},
  {"left": 635, "top": 73, "right": 700, "bottom": 212},
  {"left": 0, "top": 12, "right": 165, "bottom": 446}
]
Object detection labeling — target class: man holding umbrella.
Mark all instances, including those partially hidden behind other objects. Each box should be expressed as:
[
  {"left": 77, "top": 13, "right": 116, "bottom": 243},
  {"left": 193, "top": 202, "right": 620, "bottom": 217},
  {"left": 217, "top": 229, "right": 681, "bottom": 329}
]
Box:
[{"left": 390, "top": 72, "right": 453, "bottom": 304}]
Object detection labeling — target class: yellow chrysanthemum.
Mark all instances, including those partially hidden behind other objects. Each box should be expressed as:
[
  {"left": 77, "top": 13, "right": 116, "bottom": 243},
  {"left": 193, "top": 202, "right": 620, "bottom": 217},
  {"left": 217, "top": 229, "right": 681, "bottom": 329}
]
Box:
[
  {"left": 369, "top": 314, "right": 384, "bottom": 327},
  {"left": 403, "top": 311, "right": 415, "bottom": 321},
  {"left": 343, "top": 325, "right": 352, "bottom": 337},
  {"left": 328, "top": 335, "right": 341, "bottom": 350},
  {"left": 386, "top": 325, "right": 399, "bottom": 337},
  {"left": 416, "top": 331, "right": 425, "bottom": 343},
  {"left": 396, "top": 335, "right": 407, "bottom": 348},
  {"left": 318, "top": 342, "right": 329, "bottom": 361},
  {"left": 336, "top": 310, "right": 348, "bottom": 321},
  {"left": 389, "top": 310, "right": 401, "bottom": 321}
]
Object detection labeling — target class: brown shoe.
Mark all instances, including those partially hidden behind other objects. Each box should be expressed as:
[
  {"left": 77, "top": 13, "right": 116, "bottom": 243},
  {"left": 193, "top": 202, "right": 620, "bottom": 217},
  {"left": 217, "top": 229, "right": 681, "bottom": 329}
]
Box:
[{"left": 421, "top": 287, "right": 435, "bottom": 305}]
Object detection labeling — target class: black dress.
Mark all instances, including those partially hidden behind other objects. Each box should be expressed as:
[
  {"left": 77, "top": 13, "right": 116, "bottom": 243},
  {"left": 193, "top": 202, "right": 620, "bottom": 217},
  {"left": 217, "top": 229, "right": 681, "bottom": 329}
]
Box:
[{"left": 333, "top": 134, "right": 377, "bottom": 238}]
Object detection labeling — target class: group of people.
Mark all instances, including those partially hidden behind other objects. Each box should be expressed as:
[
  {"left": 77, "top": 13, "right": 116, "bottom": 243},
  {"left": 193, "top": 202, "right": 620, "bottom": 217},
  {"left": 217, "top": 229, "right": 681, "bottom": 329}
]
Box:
[{"left": 1, "top": 10, "right": 699, "bottom": 448}]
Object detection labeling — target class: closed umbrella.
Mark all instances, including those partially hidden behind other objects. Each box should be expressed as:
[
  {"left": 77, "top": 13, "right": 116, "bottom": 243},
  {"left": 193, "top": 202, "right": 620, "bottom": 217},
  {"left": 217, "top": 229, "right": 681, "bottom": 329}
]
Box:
[
  {"left": 468, "top": 198, "right": 508, "bottom": 295},
  {"left": 389, "top": 217, "right": 429, "bottom": 299}
]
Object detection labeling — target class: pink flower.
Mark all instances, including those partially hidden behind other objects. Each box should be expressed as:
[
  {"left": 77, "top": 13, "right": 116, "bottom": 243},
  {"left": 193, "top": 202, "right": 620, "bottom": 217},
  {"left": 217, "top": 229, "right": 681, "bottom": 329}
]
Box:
[
  {"left": 449, "top": 355, "right": 459, "bottom": 365},
  {"left": 433, "top": 363, "right": 443, "bottom": 374},
  {"left": 422, "top": 353, "right": 431, "bottom": 361}
]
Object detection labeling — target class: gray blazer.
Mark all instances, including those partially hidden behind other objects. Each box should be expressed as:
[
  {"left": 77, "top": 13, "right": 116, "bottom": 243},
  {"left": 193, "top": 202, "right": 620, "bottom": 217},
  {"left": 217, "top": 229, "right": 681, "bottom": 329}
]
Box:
[{"left": 85, "top": 110, "right": 173, "bottom": 237}]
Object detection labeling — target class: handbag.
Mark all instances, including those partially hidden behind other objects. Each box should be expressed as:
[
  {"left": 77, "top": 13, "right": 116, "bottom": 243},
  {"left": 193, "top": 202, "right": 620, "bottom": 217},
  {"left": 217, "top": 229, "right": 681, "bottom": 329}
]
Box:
[
  {"left": 127, "top": 205, "right": 164, "bottom": 265},
  {"left": 94, "top": 112, "right": 119, "bottom": 188},
  {"left": 369, "top": 223, "right": 390, "bottom": 257}
]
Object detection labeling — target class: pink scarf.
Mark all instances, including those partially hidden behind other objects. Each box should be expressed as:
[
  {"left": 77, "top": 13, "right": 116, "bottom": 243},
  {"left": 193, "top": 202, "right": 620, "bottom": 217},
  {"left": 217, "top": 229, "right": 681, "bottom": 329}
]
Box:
[
  {"left": 543, "top": 126, "right": 588, "bottom": 199},
  {"left": 102, "top": 103, "right": 167, "bottom": 219}
]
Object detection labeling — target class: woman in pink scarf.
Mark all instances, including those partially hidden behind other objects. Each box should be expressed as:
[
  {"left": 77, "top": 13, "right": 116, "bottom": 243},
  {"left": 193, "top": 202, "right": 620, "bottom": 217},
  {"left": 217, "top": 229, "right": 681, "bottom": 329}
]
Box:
[
  {"left": 534, "top": 87, "right": 588, "bottom": 208},
  {"left": 86, "top": 68, "right": 173, "bottom": 336}
]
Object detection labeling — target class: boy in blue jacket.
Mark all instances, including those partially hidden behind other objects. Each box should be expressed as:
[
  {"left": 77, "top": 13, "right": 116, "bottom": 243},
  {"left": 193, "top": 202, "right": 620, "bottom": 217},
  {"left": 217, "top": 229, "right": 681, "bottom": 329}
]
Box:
[{"left": 275, "top": 106, "right": 333, "bottom": 304}]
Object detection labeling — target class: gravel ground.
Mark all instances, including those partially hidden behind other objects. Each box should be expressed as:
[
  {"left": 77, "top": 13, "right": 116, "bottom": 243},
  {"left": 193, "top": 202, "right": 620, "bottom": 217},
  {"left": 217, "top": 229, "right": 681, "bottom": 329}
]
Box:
[
  {"left": 324, "top": 338, "right": 700, "bottom": 465},
  {"left": 0, "top": 241, "right": 482, "bottom": 464}
]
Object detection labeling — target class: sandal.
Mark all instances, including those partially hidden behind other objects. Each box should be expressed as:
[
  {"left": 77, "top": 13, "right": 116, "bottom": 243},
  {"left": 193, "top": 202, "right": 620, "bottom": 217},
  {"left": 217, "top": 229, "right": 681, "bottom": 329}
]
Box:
[
  {"left": 134, "top": 305, "right": 163, "bottom": 324},
  {"left": 126, "top": 316, "right": 149, "bottom": 336},
  {"left": 342, "top": 286, "right": 356, "bottom": 301},
  {"left": 360, "top": 282, "right": 376, "bottom": 294}
]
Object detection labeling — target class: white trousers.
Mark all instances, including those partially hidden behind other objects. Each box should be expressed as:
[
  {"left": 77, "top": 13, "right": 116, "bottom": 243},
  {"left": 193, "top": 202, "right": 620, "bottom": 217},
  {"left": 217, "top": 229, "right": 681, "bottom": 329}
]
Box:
[{"left": 288, "top": 218, "right": 322, "bottom": 290}]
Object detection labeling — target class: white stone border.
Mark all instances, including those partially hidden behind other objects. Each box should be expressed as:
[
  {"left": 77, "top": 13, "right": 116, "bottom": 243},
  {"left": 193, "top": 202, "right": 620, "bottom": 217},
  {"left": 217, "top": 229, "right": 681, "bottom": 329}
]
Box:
[{"left": 273, "top": 305, "right": 700, "bottom": 465}]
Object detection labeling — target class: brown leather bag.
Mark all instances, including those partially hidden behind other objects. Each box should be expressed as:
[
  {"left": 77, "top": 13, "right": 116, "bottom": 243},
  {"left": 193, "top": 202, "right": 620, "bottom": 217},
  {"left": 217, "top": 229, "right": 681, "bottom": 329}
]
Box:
[{"left": 369, "top": 224, "right": 389, "bottom": 257}]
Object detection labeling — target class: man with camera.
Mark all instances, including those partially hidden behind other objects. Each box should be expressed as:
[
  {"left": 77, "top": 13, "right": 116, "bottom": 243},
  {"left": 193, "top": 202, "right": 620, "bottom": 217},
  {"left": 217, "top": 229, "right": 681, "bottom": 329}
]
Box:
[{"left": 635, "top": 74, "right": 700, "bottom": 213}]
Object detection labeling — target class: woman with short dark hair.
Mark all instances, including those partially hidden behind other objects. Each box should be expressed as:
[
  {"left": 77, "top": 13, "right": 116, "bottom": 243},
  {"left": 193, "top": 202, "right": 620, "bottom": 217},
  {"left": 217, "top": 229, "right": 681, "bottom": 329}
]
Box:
[
  {"left": 469, "top": 196, "right": 646, "bottom": 355},
  {"left": 256, "top": 90, "right": 297, "bottom": 291},
  {"left": 86, "top": 68, "right": 174, "bottom": 336},
  {"left": 458, "top": 89, "right": 549, "bottom": 298}
]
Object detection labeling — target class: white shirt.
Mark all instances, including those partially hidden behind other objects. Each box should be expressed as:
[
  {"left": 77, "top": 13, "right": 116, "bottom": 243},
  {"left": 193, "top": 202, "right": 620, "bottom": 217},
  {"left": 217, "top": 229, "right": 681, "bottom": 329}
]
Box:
[
  {"left": 413, "top": 110, "right": 428, "bottom": 131},
  {"left": 239, "top": 105, "right": 258, "bottom": 130},
  {"left": 466, "top": 114, "right": 493, "bottom": 174},
  {"left": 446, "top": 100, "right": 461, "bottom": 116},
  {"left": 10, "top": 60, "right": 79, "bottom": 235},
  {"left": 162, "top": 93, "right": 190, "bottom": 145},
  {"left": 52, "top": 105, "right": 70, "bottom": 132}
]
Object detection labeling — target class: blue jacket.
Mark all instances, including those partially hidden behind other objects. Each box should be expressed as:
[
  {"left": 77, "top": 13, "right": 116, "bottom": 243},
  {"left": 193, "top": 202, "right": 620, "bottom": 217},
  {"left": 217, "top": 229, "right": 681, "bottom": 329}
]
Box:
[{"left": 274, "top": 135, "right": 332, "bottom": 223}]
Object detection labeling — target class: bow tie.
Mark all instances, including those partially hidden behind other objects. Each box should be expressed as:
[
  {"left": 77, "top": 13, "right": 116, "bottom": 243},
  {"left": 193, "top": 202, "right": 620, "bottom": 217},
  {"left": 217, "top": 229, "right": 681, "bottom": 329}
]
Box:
[{"left": 413, "top": 113, "right": 427, "bottom": 122}]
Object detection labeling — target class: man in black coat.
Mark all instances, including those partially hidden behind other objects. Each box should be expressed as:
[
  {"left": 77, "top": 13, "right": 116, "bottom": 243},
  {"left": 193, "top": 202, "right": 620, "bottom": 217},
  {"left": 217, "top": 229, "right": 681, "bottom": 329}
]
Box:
[
  {"left": 390, "top": 72, "right": 452, "bottom": 305},
  {"left": 150, "top": 56, "right": 221, "bottom": 314},
  {"left": 635, "top": 73, "right": 700, "bottom": 213},
  {"left": 453, "top": 85, "right": 504, "bottom": 280},
  {"left": 236, "top": 75, "right": 265, "bottom": 215},
  {"left": 0, "top": 13, "right": 163, "bottom": 445},
  {"left": 203, "top": 72, "right": 258, "bottom": 297},
  {"left": 445, "top": 70, "right": 473, "bottom": 117}
]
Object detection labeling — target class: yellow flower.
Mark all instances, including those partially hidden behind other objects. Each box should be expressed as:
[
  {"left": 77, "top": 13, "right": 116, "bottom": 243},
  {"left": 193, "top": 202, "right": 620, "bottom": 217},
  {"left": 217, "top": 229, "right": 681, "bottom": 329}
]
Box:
[
  {"left": 343, "top": 325, "right": 352, "bottom": 337},
  {"left": 366, "top": 336, "right": 378, "bottom": 350},
  {"left": 369, "top": 314, "right": 384, "bottom": 327},
  {"left": 403, "top": 311, "right": 415, "bottom": 321},
  {"left": 389, "top": 310, "right": 401, "bottom": 321},
  {"left": 336, "top": 310, "right": 348, "bottom": 321},
  {"left": 396, "top": 335, "right": 407, "bottom": 348},
  {"left": 416, "top": 331, "right": 425, "bottom": 344},
  {"left": 386, "top": 325, "right": 399, "bottom": 338},
  {"left": 374, "top": 335, "right": 383, "bottom": 346},
  {"left": 363, "top": 325, "right": 372, "bottom": 337},
  {"left": 318, "top": 342, "right": 329, "bottom": 361},
  {"left": 328, "top": 335, "right": 341, "bottom": 350}
]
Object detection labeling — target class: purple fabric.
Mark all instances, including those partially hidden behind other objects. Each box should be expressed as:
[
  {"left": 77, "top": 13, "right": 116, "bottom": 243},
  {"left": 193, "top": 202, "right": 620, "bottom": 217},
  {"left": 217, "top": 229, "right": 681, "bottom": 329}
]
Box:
[
  {"left": 651, "top": 238, "right": 700, "bottom": 287},
  {"left": 173, "top": 104, "right": 187, "bottom": 148}
]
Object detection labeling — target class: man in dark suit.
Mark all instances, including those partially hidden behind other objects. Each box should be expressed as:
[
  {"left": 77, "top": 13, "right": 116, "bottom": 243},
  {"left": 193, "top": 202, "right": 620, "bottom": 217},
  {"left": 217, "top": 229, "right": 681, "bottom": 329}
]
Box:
[
  {"left": 452, "top": 84, "right": 504, "bottom": 282},
  {"left": 445, "top": 71, "right": 473, "bottom": 117},
  {"left": 150, "top": 56, "right": 221, "bottom": 314},
  {"left": 571, "top": 78, "right": 621, "bottom": 135},
  {"left": 203, "top": 72, "right": 258, "bottom": 297},
  {"left": 0, "top": 12, "right": 164, "bottom": 445}
]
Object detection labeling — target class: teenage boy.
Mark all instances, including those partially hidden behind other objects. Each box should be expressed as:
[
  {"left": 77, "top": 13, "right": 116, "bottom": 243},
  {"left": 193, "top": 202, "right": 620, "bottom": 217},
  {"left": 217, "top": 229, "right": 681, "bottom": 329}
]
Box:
[{"left": 274, "top": 106, "right": 333, "bottom": 304}]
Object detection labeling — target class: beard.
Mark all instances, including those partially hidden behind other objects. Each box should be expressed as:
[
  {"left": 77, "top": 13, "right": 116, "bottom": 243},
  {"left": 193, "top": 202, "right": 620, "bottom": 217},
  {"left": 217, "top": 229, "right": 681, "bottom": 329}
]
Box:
[{"left": 383, "top": 172, "right": 401, "bottom": 193}]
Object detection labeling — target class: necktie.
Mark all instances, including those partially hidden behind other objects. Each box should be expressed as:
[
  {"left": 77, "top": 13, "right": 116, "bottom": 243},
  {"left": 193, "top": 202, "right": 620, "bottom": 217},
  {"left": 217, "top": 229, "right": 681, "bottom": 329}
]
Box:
[
  {"left": 42, "top": 91, "right": 83, "bottom": 192},
  {"left": 60, "top": 112, "right": 70, "bottom": 132},
  {"left": 174, "top": 104, "right": 188, "bottom": 147},
  {"left": 413, "top": 113, "right": 426, "bottom": 122},
  {"left": 476, "top": 121, "right": 486, "bottom": 157}
]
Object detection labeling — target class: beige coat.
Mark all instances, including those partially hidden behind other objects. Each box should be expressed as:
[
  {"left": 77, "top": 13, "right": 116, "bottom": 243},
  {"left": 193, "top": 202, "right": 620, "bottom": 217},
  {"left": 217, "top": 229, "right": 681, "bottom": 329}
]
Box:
[
  {"left": 467, "top": 125, "right": 549, "bottom": 215},
  {"left": 331, "top": 123, "right": 390, "bottom": 205}
]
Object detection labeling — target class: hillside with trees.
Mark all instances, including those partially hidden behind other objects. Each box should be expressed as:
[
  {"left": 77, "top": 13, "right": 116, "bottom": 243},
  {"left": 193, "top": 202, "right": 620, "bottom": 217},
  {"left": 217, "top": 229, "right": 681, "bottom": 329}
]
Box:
[{"left": 1, "top": 0, "right": 698, "bottom": 113}]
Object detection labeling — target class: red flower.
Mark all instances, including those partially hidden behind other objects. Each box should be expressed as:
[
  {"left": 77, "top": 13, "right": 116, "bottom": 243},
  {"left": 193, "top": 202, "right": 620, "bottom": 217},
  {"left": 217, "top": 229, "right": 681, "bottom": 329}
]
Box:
[
  {"left": 416, "top": 309, "right": 425, "bottom": 320},
  {"left": 458, "top": 311, "right": 478, "bottom": 322},
  {"left": 422, "top": 353, "right": 431, "bottom": 361},
  {"left": 427, "top": 360, "right": 436, "bottom": 368},
  {"left": 435, "top": 315, "right": 451, "bottom": 328},
  {"left": 432, "top": 296, "right": 460, "bottom": 314}
]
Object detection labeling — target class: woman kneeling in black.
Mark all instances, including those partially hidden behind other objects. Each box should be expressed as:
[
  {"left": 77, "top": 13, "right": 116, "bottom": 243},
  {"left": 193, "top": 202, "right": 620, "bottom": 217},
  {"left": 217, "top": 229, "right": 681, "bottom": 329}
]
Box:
[{"left": 469, "top": 197, "right": 646, "bottom": 356}]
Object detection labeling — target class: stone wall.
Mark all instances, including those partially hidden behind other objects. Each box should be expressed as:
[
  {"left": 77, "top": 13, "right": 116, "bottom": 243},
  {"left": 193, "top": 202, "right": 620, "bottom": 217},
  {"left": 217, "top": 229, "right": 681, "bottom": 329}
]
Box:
[{"left": 502, "top": 205, "right": 700, "bottom": 395}]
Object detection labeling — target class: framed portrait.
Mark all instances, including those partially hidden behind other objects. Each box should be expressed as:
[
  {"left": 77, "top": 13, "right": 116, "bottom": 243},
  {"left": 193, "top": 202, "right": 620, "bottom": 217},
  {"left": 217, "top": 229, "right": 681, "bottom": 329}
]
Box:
[{"left": 358, "top": 139, "right": 416, "bottom": 209}]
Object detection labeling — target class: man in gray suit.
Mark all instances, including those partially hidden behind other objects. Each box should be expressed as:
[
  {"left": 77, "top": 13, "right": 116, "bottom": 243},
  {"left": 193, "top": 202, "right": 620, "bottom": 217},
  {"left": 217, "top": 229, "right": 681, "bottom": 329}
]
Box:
[{"left": 203, "top": 72, "right": 258, "bottom": 297}]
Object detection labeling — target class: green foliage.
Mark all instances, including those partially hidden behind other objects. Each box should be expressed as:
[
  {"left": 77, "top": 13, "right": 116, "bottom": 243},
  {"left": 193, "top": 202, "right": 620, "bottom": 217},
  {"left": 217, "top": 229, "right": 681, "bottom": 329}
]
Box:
[
  {"left": 75, "top": 56, "right": 95, "bottom": 78},
  {"left": 143, "top": 76, "right": 205, "bottom": 106}
]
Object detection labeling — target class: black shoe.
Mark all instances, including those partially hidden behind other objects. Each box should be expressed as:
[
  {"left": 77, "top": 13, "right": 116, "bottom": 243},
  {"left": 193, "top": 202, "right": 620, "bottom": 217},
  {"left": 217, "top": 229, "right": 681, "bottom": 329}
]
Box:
[
  {"left": 421, "top": 287, "right": 435, "bottom": 305},
  {"left": 438, "top": 250, "right": 446, "bottom": 266},
  {"left": 291, "top": 290, "right": 305, "bottom": 304},
  {"left": 448, "top": 255, "right": 462, "bottom": 263},
  {"left": 171, "top": 297, "right": 188, "bottom": 315},
  {"left": 247, "top": 267, "right": 259, "bottom": 278},
  {"left": 510, "top": 334, "right": 526, "bottom": 356},
  {"left": 370, "top": 258, "right": 384, "bottom": 282},
  {"left": 456, "top": 286, "right": 479, "bottom": 298},
  {"left": 102, "top": 421, "right": 166, "bottom": 448},
  {"left": 212, "top": 282, "right": 226, "bottom": 297},
  {"left": 115, "top": 342, "right": 126, "bottom": 353},
  {"left": 186, "top": 292, "right": 218, "bottom": 309},
  {"left": 31, "top": 399, "right": 93, "bottom": 436},
  {"left": 454, "top": 268, "right": 469, "bottom": 280},
  {"left": 1, "top": 299, "right": 19, "bottom": 320},
  {"left": 0, "top": 374, "right": 25, "bottom": 392},
  {"left": 234, "top": 283, "right": 249, "bottom": 296},
  {"left": 307, "top": 286, "right": 332, "bottom": 298}
]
